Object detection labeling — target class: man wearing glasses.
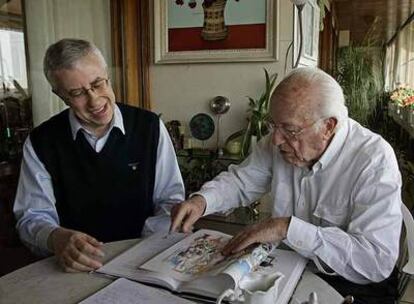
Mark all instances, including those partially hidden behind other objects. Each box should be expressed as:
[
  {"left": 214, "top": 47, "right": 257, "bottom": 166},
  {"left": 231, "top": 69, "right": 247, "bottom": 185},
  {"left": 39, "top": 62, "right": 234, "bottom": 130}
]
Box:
[
  {"left": 13, "top": 39, "right": 185, "bottom": 272},
  {"left": 171, "top": 68, "right": 402, "bottom": 303}
]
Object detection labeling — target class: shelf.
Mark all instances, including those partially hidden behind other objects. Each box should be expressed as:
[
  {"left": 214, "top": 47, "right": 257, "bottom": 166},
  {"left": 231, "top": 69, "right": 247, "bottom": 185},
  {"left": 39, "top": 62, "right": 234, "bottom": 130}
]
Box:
[{"left": 388, "top": 107, "right": 414, "bottom": 138}]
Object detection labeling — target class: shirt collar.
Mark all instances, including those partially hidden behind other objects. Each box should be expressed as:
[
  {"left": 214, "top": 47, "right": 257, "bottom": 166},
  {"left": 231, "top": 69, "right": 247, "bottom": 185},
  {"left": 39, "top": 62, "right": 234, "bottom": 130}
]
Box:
[
  {"left": 312, "top": 118, "right": 349, "bottom": 171},
  {"left": 69, "top": 104, "right": 125, "bottom": 140}
]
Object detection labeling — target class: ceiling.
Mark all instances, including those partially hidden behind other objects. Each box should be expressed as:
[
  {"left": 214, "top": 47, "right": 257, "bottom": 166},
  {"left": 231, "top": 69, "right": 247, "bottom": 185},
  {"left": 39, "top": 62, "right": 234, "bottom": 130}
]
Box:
[
  {"left": 0, "top": 0, "right": 22, "bottom": 30},
  {"left": 0, "top": 0, "right": 21, "bottom": 16},
  {"left": 333, "top": 0, "right": 414, "bottom": 45}
]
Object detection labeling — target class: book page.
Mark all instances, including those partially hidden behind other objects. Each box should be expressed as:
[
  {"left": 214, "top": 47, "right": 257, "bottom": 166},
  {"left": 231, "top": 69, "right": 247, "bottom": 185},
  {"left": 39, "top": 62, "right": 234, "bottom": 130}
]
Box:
[
  {"left": 140, "top": 229, "right": 234, "bottom": 282},
  {"left": 79, "top": 278, "right": 195, "bottom": 304},
  {"left": 184, "top": 248, "right": 307, "bottom": 304},
  {"left": 264, "top": 249, "right": 308, "bottom": 304},
  {"left": 95, "top": 232, "right": 186, "bottom": 290},
  {"left": 180, "top": 243, "right": 276, "bottom": 298}
]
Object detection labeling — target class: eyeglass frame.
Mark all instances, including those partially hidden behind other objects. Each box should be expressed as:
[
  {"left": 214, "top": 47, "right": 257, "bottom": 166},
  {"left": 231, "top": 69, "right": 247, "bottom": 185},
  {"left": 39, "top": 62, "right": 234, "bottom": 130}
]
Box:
[
  {"left": 53, "top": 77, "right": 110, "bottom": 103},
  {"left": 264, "top": 116, "right": 326, "bottom": 141}
]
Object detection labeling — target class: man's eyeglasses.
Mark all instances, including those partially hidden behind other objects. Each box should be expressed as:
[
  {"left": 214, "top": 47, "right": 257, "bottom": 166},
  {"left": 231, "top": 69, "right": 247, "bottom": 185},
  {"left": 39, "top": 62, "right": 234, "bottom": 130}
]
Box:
[
  {"left": 59, "top": 78, "right": 110, "bottom": 102},
  {"left": 264, "top": 117, "right": 324, "bottom": 141}
]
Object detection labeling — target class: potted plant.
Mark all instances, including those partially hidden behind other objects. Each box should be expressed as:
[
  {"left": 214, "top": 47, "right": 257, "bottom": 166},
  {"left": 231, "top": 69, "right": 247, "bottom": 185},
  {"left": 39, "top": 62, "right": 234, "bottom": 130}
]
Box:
[
  {"left": 390, "top": 85, "right": 414, "bottom": 125},
  {"left": 240, "top": 69, "right": 278, "bottom": 157}
]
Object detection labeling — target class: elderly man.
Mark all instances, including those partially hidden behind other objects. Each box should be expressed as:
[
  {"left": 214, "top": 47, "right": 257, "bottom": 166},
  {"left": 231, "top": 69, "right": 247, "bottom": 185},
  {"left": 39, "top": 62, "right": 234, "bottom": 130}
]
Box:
[
  {"left": 13, "top": 39, "right": 184, "bottom": 272},
  {"left": 171, "top": 68, "right": 402, "bottom": 304}
]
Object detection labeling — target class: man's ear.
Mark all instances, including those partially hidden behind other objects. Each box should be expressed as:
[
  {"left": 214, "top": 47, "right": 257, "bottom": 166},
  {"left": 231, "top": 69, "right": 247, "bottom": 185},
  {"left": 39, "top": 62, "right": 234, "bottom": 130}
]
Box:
[
  {"left": 52, "top": 89, "right": 69, "bottom": 106},
  {"left": 323, "top": 117, "right": 338, "bottom": 139}
]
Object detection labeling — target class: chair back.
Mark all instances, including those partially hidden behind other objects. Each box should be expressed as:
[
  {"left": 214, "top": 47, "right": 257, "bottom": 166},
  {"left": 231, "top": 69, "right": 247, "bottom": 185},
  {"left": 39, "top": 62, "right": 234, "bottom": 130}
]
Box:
[{"left": 398, "top": 203, "right": 414, "bottom": 299}]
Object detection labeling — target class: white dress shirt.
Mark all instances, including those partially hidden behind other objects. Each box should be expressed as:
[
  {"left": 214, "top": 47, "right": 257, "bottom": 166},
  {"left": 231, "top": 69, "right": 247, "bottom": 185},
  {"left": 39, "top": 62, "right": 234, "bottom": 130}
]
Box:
[
  {"left": 196, "top": 118, "right": 402, "bottom": 284},
  {"left": 13, "top": 105, "right": 185, "bottom": 255}
]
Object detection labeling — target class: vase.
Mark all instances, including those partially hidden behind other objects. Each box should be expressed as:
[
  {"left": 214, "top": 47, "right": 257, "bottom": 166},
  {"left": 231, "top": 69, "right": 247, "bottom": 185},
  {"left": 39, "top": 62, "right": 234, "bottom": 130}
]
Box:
[
  {"left": 201, "top": 0, "right": 228, "bottom": 41},
  {"left": 395, "top": 106, "right": 402, "bottom": 120},
  {"left": 408, "top": 109, "right": 414, "bottom": 126},
  {"left": 388, "top": 103, "right": 395, "bottom": 117}
]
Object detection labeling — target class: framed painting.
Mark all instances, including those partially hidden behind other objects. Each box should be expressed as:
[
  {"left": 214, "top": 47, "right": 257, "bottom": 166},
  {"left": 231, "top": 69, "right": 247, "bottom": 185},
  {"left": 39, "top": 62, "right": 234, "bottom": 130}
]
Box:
[
  {"left": 154, "top": 0, "right": 279, "bottom": 64},
  {"left": 293, "top": 0, "right": 320, "bottom": 67}
]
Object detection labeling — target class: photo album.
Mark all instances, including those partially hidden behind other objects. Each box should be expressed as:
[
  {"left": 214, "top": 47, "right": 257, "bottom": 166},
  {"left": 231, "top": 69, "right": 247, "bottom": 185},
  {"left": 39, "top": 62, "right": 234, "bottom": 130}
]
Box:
[{"left": 94, "top": 229, "right": 307, "bottom": 303}]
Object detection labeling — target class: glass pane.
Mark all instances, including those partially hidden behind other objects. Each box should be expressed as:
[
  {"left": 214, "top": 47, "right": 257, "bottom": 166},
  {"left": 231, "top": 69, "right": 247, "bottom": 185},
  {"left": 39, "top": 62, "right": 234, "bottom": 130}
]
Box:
[
  {"left": 303, "top": 4, "right": 314, "bottom": 57},
  {"left": 0, "top": 29, "right": 27, "bottom": 89},
  {"left": 0, "top": 0, "right": 31, "bottom": 162}
]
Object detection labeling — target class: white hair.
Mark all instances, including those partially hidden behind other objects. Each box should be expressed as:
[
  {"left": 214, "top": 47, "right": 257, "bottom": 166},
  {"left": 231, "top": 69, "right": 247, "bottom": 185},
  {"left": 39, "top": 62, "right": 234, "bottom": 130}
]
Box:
[{"left": 273, "top": 67, "right": 348, "bottom": 130}]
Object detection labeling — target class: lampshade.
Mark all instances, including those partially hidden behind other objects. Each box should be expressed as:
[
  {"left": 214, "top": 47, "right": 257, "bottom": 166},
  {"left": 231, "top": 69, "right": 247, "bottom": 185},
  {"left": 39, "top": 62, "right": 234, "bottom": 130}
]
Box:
[{"left": 290, "top": 0, "right": 308, "bottom": 6}]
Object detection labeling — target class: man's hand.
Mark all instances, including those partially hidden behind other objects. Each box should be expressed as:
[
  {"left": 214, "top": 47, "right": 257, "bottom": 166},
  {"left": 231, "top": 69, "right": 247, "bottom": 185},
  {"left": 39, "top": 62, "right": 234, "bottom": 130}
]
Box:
[
  {"left": 170, "top": 195, "right": 206, "bottom": 233},
  {"left": 48, "top": 227, "right": 105, "bottom": 272},
  {"left": 222, "top": 217, "right": 291, "bottom": 256}
]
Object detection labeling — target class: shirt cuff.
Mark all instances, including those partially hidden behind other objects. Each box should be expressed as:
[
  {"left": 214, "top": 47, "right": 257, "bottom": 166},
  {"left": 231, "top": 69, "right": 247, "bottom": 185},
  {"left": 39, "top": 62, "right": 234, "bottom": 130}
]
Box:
[
  {"left": 286, "top": 216, "right": 320, "bottom": 253},
  {"left": 190, "top": 190, "right": 218, "bottom": 216},
  {"left": 36, "top": 223, "right": 59, "bottom": 254}
]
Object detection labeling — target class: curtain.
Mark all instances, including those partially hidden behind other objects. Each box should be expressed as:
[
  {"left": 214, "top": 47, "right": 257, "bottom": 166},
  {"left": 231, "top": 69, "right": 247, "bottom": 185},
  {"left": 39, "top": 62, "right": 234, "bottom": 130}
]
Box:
[
  {"left": 385, "top": 21, "right": 414, "bottom": 90},
  {"left": 24, "top": 0, "right": 111, "bottom": 126}
]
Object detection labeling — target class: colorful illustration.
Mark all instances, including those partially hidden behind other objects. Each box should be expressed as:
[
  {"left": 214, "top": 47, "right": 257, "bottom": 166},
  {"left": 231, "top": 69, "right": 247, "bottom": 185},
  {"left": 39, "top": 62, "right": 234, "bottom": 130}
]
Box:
[{"left": 166, "top": 233, "right": 228, "bottom": 275}]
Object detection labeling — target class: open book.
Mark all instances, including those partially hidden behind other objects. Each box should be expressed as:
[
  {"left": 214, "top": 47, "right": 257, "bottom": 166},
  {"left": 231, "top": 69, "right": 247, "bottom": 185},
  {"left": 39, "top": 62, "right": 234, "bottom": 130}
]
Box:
[{"left": 96, "top": 229, "right": 307, "bottom": 303}]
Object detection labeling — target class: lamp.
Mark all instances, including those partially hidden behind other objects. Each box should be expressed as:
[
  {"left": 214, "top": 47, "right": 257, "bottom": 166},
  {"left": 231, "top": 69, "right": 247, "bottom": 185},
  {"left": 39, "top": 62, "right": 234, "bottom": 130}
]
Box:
[
  {"left": 209, "top": 96, "right": 230, "bottom": 155},
  {"left": 291, "top": 0, "right": 308, "bottom": 68}
]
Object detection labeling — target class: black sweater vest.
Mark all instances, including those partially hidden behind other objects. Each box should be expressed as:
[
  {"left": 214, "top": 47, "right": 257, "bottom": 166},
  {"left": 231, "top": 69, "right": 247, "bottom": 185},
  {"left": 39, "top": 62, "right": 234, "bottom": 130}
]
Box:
[{"left": 30, "top": 104, "right": 159, "bottom": 242}]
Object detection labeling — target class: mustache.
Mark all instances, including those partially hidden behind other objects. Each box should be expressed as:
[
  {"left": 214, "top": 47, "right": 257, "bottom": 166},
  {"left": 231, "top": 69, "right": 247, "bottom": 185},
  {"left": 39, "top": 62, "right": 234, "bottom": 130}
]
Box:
[{"left": 278, "top": 146, "right": 305, "bottom": 162}]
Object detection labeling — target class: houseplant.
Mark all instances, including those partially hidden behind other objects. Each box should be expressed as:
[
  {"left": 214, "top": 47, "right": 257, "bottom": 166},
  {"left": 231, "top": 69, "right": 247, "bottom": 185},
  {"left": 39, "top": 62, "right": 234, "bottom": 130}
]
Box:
[
  {"left": 389, "top": 85, "right": 414, "bottom": 124},
  {"left": 336, "top": 25, "right": 384, "bottom": 127},
  {"left": 240, "top": 69, "right": 278, "bottom": 157}
]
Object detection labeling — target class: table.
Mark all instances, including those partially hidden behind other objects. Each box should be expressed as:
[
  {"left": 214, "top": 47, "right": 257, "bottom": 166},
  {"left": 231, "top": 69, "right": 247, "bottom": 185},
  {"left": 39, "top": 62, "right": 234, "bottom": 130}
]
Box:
[{"left": 0, "top": 239, "right": 343, "bottom": 304}]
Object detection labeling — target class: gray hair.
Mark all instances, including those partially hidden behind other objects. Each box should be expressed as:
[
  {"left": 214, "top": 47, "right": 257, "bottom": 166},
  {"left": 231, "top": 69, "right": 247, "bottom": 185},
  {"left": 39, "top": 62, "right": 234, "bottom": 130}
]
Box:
[
  {"left": 43, "top": 38, "right": 107, "bottom": 86},
  {"left": 273, "top": 67, "right": 348, "bottom": 129}
]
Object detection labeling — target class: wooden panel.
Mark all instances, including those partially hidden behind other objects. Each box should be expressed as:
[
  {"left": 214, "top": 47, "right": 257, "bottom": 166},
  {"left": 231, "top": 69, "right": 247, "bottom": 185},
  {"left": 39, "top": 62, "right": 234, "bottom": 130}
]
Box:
[
  {"left": 333, "top": 0, "right": 414, "bottom": 45},
  {"left": 138, "top": 0, "right": 151, "bottom": 110},
  {"left": 110, "top": 0, "right": 151, "bottom": 110},
  {"left": 319, "top": 8, "right": 337, "bottom": 75}
]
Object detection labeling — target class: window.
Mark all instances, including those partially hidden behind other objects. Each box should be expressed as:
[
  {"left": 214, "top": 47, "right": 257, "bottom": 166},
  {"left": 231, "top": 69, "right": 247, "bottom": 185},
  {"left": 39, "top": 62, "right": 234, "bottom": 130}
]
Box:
[{"left": 0, "top": 29, "right": 27, "bottom": 90}]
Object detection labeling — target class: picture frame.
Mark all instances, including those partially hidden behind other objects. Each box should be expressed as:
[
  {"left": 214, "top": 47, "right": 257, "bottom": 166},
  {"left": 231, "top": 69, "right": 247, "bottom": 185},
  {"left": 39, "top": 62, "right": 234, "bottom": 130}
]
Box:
[
  {"left": 154, "top": 0, "right": 279, "bottom": 64},
  {"left": 293, "top": 0, "right": 320, "bottom": 67}
]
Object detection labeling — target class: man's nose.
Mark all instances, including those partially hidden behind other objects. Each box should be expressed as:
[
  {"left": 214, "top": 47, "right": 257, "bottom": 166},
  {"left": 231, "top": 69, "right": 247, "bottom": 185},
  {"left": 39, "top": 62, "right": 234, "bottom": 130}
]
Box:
[{"left": 86, "top": 88, "right": 100, "bottom": 104}]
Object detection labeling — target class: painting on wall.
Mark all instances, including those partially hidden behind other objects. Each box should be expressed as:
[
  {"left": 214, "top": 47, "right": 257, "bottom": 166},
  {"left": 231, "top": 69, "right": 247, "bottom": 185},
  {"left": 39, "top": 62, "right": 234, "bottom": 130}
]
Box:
[{"left": 154, "top": 0, "right": 279, "bottom": 63}]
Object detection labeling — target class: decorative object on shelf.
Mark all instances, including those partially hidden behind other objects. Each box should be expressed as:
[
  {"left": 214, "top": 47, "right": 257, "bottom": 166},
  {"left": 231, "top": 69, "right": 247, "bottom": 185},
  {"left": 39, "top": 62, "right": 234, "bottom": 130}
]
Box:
[
  {"left": 189, "top": 113, "right": 215, "bottom": 142},
  {"left": 165, "top": 120, "right": 183, "bottom": 150},
  {"left": 241, "top": 69, "right": 278, "bottom": 157},
  {"left": 224, "top": 129, "right": 244, "bottom": 155},
  {"left": 210, "top": 96, "right": 231, "bottom": 154}
]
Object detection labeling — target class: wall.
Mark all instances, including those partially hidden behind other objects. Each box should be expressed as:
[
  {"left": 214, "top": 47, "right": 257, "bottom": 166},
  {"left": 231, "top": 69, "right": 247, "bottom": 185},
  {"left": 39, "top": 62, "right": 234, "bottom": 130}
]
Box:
[
  {"left": 151, "top": 0, "right": 294, "bottom": 148},
  {"left": 25, "top": 0, "right": 112, "bottom": 126}
]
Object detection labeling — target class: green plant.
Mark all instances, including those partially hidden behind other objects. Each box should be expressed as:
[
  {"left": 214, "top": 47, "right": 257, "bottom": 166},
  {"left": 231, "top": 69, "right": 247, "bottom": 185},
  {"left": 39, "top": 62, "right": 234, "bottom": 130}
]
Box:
[
  {"left": 336, "top": 18, "right": 384, "bottom": 127},
  {"left": 390, "top": 86, "right": 414, "bottom": 108},
  {"left": 241, "top": 69, "right": 278, "bottom": 157}
]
